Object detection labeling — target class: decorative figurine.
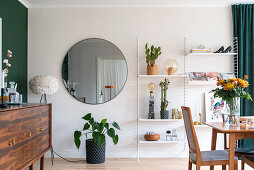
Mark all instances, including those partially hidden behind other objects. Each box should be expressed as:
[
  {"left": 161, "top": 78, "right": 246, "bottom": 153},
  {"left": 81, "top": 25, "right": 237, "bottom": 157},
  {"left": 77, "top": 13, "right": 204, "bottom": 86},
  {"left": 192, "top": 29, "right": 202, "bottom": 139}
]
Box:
[
  {"left": 148, "top": 82, "right": 155, "bottom": 119},
  {"left": 198, "top": 113, "right": 203, "bottom": 125}
]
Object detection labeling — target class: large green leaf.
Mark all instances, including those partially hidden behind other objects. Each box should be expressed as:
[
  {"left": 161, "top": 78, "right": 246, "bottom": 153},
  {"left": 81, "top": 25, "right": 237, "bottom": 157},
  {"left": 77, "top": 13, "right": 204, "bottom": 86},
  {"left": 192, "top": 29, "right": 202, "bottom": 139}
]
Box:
[
  {"left": 107, "top": 128, "right": 115, "bottom": 138},
  {"left": 82, "top": 113, "right": 91, "bottom": 120},
  {"left": 83, "top": 123, "right": 90, "bottom": 131},
  {"left": 74, "top": 131, "right": 82, "bottom": 149},
  {"left": 104, "top": 123, "right": 109, "bottom": 129},
  {"left": 97, "top": 123, "right": 104, "bottom": 133},
  {"left": 89, "top": 117, "right": 94, "bottom": 125},
  {"left": 92, "top": 132, "right": 98, "bottom": 143},
  {"left": 112, "top": 122, "right": 121, "bottom": 130},
  {"left": 101, "top": 119, "right": 107, "bottom": 124},
  {"left": 97, "top": 134, "right": 105, "bottom": 148},
  {"left": 113, "top": 135, "right": 119, "bottom": 145},
  {"left": 92, "top": 122, "right": 98, "bottom": 131}
]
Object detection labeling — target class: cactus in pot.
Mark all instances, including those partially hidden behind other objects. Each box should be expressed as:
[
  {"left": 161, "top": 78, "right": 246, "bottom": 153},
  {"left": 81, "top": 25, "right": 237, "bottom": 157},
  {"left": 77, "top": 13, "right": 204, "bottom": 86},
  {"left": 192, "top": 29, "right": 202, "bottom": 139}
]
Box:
[
  {"left": 159, "top": 79, "right": 170, "bottom": 119},
  {"left": 145, "top": 43, "right": 162, "bottom": 75}
]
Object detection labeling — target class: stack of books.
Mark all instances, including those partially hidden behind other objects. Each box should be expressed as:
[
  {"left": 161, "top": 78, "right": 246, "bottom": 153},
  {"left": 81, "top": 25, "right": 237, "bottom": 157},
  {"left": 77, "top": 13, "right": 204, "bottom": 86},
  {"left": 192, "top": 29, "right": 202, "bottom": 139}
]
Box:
[{"left": 191, "top": 49, "right": 212, "bottom": 53}]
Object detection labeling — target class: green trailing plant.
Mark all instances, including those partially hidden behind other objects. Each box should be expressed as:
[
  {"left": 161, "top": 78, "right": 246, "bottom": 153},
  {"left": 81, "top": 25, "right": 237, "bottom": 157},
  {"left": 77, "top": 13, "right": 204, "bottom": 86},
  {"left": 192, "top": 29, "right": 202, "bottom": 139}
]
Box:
[
  {"left": 159, "top": 79, "right": 170, "bottom": 111},
  {"left": 145, "top": 43, "right": 162, "bottom": 67},
  {"left": 74, "top": 113, "right": 121, "bottom": 149}
]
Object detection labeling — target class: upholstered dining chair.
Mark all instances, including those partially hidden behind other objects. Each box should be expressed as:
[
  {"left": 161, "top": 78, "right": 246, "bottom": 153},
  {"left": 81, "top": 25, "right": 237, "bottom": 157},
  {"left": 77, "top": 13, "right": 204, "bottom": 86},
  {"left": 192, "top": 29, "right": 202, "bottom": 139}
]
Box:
[
  {"left": 181, "top": 106, "right": 238, "bottom": 170},
  {"left": 241, "top": 155, "right": 254, "bottom": 170},
  {"left": 222, "top": 116, "right": 254, "bottom": 157}
]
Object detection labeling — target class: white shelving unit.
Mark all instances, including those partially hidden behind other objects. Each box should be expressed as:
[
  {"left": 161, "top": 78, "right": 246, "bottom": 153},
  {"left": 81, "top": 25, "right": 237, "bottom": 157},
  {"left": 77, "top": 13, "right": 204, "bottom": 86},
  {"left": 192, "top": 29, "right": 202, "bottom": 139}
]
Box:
[
  {"left": 136, "top": 37, "right": 238, "bottom": 161},
  {"left": 137, "top": 37, "right": 188, "bottom": 161}
]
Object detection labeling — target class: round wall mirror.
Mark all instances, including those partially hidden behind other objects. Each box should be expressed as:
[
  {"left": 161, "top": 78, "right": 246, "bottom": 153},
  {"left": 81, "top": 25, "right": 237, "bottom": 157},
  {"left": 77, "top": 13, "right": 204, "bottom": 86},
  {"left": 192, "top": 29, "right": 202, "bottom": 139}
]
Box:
[{"left": 62, "top": 38, "right": 128, "bottom": 104}]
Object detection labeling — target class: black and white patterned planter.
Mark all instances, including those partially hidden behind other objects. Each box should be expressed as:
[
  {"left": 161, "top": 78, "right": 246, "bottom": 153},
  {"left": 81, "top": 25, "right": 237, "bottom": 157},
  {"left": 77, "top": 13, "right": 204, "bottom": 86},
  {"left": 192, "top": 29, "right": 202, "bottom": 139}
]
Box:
[{"left": 86, "top": 139, "right": 106, "bottom": 164}]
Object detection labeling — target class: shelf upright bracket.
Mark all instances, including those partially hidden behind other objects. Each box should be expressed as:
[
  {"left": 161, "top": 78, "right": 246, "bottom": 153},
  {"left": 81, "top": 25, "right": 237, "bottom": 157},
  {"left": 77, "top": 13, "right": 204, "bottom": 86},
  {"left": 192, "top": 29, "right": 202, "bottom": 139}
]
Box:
[
  {"left": 137, "top": 36, "right": 140, "bottom": 162},
  {"left": 233, "top": 37, "right": 238, "bottom": 78}
]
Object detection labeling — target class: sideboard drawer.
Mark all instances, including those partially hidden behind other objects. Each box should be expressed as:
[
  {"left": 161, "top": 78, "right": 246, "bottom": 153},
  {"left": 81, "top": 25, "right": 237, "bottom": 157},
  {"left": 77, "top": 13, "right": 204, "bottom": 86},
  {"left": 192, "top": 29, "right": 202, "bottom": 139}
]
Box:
[{"left": 0, "top": 104, "right": 52, "bottom": 170}]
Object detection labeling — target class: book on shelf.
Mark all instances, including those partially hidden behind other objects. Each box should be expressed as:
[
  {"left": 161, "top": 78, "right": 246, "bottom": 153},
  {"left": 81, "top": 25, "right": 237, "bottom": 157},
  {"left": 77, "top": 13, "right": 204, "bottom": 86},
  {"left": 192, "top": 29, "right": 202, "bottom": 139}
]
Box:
[{"left": 191, "top": 49, "right": 212, "bottom": 53}]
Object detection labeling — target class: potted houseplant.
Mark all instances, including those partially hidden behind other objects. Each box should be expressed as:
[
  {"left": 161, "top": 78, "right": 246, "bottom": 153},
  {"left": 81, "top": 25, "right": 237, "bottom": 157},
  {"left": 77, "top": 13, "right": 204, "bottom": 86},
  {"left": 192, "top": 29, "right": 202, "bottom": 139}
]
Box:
[
  {"left": 212, "top": 75, "right": 252, "bottom": 126},
  {"left": 145, "top": 43, "right": 162, "bottom": 75},
  {"left": 159, "top": 79, "right": 170, "bottom": 119},
  {"left": 74, "top": 113, "right": 120, "bottom": 164}
]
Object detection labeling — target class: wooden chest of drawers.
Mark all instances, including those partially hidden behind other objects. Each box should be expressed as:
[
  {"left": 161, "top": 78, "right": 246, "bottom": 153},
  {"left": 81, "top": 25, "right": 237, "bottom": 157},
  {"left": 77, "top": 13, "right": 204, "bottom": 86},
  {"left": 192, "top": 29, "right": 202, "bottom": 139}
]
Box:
[{"left": 0, "top": 104, "right": 52, "bottom": 170}]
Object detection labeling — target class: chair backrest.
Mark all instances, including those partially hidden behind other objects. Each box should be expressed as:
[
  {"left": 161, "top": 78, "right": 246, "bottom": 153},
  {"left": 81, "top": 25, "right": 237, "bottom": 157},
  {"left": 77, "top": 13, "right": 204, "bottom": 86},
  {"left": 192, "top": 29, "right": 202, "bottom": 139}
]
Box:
[{"left": 181, "top": 106, "right": 200, "bottom": 155}]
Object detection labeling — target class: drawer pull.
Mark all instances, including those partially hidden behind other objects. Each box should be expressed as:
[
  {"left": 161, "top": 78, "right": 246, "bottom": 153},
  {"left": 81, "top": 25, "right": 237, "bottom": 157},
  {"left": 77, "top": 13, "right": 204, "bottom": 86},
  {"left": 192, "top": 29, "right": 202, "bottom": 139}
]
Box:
[
  {"left": 8, "top": 140, "right": 13, "bottom": 146},
  {"left": 12, "top": 139, "right": 15, "bottom": 145},
  {"left": 27, "top": 132, "right": 32, "bottom": 137},
  {"left": 39, "top": 128, "right": 43, "bottom": 131},
  {"left": 8, "top": 139, "right": 15, "bottom": 146}
]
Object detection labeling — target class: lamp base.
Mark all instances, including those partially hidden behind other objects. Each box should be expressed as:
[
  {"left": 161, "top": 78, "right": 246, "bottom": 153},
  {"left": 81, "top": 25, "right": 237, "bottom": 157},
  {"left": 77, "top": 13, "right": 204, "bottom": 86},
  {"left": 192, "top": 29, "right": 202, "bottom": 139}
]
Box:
[{"left": 168, "top": 67, "right": 175, "bottom": 75}]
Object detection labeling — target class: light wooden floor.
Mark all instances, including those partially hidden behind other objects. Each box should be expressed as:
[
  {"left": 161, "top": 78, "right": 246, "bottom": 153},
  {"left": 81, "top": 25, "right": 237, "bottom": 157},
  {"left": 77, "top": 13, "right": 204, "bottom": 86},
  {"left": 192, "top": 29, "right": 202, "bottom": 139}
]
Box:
[{"left": 31, "top": 158, "right": 253, "bottom": 170}]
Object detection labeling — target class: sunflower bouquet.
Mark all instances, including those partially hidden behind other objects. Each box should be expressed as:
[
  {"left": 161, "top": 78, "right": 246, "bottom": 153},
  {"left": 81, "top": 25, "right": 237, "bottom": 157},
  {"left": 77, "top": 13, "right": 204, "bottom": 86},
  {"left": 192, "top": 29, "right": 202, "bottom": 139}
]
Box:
[{"left": 212, "top": 75, "right": 252, "bottom": 103}]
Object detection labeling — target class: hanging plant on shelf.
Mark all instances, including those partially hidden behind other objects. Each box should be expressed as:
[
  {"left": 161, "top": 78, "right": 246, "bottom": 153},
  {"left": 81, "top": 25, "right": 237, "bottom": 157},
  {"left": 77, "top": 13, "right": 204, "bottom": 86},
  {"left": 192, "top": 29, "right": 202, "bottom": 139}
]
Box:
[
  {"left": 145, "top": 43, "right": 162, "bottom": 75},
  {"left": 159, "top": 78, "right": 170, "bottom": 119},
  {"left": 2, "top": 50, "right": 12, "bottom": 88}
]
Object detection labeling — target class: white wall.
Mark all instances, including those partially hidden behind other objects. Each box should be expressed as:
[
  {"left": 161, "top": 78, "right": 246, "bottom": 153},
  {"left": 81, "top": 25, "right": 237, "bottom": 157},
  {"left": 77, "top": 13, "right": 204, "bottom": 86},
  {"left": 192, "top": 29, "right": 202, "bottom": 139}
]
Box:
[{"left": 28, "top": 7, "right": 233, "bottom": 158}]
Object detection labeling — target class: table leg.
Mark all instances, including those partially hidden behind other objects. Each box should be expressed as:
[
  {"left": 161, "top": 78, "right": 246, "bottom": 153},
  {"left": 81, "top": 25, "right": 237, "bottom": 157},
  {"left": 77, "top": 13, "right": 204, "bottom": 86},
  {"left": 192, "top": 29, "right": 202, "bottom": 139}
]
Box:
[
  {"left": 229, "top": 133, "right": 235, "bottom": 170},
  {"left": 40, "top": 155, "right": 45, "bottom": 170},
  {"left": 210, "top": 128, "right": 217, "bottom": 170}
]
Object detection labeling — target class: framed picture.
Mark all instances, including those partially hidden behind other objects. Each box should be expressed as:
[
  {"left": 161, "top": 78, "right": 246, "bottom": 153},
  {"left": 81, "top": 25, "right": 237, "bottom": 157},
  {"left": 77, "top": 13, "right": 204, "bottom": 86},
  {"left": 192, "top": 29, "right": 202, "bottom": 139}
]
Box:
[
  {"left": 189, "top": 72, "right": 207, "bottom": 81},
  {"left": 205, "top": 92, "right": 225, "bottom": 122},
  {"left": 220, "top": 73, "right": 235, "bottom": 80},
  {"left": 206, "top": 72, "right": 221, "bottom": 81}
]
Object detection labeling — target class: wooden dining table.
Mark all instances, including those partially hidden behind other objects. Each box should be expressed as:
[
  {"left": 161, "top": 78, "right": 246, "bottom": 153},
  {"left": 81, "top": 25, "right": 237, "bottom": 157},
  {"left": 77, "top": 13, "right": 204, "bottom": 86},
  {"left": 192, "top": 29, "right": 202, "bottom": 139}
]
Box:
[{"left": 205, "top": 122, "right": 254, "bottom": 170}]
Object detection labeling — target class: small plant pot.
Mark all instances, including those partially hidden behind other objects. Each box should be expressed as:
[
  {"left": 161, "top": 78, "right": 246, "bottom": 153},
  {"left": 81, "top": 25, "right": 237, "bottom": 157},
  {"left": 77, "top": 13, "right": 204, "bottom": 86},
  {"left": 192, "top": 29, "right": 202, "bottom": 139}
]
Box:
[
  {"left": 147, "top": 65, "right": 158, "bottom": 75},
  {"left": 86, "top": 139, "right": 105, "bottom": 164},
  {"left": 160, "top": 110, "right": 169, "bottom": 119}
]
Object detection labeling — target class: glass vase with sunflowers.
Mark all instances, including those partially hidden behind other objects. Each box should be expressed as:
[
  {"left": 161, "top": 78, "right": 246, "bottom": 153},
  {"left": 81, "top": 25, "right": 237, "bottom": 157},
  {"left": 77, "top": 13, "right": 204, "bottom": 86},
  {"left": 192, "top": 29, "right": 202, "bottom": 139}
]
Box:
[{"left": 212, "top": 75, "right": 252, "bottom": 126}]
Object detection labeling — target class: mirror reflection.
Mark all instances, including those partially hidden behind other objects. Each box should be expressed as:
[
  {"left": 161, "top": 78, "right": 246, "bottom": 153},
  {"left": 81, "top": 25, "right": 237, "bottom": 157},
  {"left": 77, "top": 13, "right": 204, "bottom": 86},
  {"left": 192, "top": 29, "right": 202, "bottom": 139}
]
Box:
[{"left": 62, "top": 38, "right": 128, "bottom": 104}]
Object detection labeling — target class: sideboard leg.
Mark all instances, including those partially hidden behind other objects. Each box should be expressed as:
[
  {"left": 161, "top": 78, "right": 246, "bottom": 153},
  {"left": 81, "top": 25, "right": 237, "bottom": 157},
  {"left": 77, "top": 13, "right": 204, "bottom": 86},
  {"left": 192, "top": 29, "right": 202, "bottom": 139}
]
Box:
[
  {"left": 40, "top": 156, "right": 45, "bottom": 170},
  {"left": 29, "top": 164, "right": 33, "bottom": 170}
]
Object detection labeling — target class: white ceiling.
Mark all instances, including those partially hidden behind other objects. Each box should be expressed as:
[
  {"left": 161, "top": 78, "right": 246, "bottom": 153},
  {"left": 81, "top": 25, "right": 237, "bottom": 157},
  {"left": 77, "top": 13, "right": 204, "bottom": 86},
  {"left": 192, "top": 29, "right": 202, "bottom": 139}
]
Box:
[{"left": 22, "top": 0, "right": 253, "bottom": 8}]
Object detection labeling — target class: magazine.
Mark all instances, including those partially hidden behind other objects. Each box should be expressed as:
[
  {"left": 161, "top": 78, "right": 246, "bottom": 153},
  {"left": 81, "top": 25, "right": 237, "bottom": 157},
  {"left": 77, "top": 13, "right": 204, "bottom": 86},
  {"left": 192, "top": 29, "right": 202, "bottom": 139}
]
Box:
[
  {"left": 206, "top": 72, "right": 221, "bottom": 81},
  {"left": 189, "top": 72, "right": 207, "bottom": 81}
]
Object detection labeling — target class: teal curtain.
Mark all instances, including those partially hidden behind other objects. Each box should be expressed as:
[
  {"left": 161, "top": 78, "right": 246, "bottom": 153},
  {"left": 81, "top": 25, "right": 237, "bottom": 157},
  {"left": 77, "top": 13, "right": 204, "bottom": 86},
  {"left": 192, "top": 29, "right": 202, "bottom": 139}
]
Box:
[{"left": 232, "top": 4, "right": 254, "bottom": 148}]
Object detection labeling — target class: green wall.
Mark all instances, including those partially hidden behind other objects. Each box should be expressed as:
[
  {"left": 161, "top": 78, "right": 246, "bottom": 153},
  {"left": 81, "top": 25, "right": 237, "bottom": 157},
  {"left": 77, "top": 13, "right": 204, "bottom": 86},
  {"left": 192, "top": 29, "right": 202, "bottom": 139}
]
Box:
[{"left": 0, "top": 0, "right": 28, "bottom": 102}]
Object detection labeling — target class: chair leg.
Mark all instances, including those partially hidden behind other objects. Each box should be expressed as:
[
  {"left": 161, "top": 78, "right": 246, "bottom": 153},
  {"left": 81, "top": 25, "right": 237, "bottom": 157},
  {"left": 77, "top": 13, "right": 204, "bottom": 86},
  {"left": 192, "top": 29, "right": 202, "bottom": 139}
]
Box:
[
  {"left": 210, "top": 166, "right": 214, "bottom": 170},
  {"left": 234, "top": 160, "right": 238, "bottom": 170},
  {"left": 241, "top": 160, "right": 244, "bottom": 170},
  {"left": 196, "top": 165, "right": 201, "bottom": 170},
  {"left": 222, "top": 165, "right": 226, "bottom": 170},
  {"left": 188, "top": 160, "right": 192, "bottom": 170}
]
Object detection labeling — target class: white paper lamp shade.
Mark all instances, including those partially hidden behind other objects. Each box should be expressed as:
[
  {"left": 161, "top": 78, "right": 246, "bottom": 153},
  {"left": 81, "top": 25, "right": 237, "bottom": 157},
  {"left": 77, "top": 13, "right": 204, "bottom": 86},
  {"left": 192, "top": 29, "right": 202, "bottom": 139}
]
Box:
[{"left": 29, "top": 75, "right": 59, "bottom": 95}]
